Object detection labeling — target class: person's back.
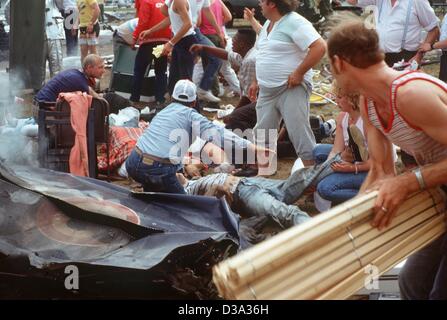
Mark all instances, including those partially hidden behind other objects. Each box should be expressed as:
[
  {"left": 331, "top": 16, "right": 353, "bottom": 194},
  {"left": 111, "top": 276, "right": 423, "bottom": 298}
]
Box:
[
  {"left": 116, "top": 18, "right": 139, "bottom": 45},
  {"left": 136, "top": 102, "right": 200, "bottom": 162},
  {"left": 35, "top": 69, "right": 89, "bottom": 102}
]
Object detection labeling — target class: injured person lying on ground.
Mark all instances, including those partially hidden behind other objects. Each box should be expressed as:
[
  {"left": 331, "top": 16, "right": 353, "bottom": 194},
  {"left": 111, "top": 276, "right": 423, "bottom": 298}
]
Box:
[{"left": 176, "top": 154, "right": 340, "bottom": 229}]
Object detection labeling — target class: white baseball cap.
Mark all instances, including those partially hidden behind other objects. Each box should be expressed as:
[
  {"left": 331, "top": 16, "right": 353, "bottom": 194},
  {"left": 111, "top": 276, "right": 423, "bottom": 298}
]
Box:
[{"left": 172, "top": 79, "right": 197, "bottom": 103}]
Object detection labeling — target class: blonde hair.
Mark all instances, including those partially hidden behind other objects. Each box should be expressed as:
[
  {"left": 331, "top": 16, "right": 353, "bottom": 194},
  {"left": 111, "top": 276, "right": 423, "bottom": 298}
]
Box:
[{"left": 332, "top": 80, "right": 360, "bottom": 110}]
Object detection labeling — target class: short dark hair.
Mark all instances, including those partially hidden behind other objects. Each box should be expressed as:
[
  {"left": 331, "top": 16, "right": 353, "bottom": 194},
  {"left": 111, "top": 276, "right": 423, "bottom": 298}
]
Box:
[
  {"left": 173, "top": 99, "right": 196, "bottom": 107},
  {"left": 237, "top": 29, "right": 257, "bottom": 49},
  {"left": 268, "top": 0, "right": 299, "bottom": 15}
]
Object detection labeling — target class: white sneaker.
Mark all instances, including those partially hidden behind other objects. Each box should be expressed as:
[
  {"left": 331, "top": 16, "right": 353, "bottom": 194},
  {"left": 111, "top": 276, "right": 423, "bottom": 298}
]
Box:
[
  {"left": 218, "top": 83, "right": 225, "bottom": 97},
  {"left": 197, "top": 88, "right": 221, "bottom": 103}
]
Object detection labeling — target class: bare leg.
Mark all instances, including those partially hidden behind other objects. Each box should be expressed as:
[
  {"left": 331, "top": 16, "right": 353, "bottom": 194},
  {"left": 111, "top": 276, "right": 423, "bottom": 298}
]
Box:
[{"left": 80, "top": 45, "right": 89, "bottom": 64}]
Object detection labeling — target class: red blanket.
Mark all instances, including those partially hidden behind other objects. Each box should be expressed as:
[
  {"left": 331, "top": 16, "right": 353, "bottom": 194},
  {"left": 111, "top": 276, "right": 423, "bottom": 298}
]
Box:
[{"left": 97, "top": 122, "right": 149, "bottom": 172}]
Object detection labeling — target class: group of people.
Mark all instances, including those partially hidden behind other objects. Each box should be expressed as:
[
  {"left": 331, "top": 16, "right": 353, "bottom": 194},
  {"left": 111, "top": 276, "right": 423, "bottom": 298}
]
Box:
[
  {"left": 3, "top": 0, "right": 105, "bottom": 89},
  {"left": 31, "top": 0, "right": 447, "bottom": 300},
  {"left": 124, "top": 0, "right": 447, "bottom": 300}
]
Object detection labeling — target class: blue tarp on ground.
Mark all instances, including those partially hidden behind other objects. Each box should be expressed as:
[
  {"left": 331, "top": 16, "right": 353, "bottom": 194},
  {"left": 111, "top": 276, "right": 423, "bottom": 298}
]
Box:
[{"left": 0, "top": 163, "right": 240, "bottom": 298}]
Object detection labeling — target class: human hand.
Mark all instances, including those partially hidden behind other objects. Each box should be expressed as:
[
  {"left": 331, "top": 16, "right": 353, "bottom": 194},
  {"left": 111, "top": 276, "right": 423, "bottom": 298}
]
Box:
[
  {"left": 365, "top": 175, "right": 411, "bottom": 230},
  {"left": 408, "top": 51, "right": 423, "bottom": 66},
  {"left": 189, "top": 44, "right": 204, "bottom": 54},
  {"left": 288, "top": 70, "right": 303, "bottom": 88},
  {"left": 331, "top": 160, "right": 355, "bottom": 173},
  {"left": 131, "top": 39, "right": 137, "bottom": 50},
  {"left": 87, "top": 23, "right": 94, "bottom": 33},
  {"left": 244, "top": 7, "right": 256, "bottom": 21},
  {"left": 248, "top": 82, "right": 259, "bottom": 102},
  {"left": 139, "top": 29, "right": 152, "bottom": 42},
  {"left": 218, "top": 32, "right": 227, "bottom": 48},
  {"left": 161, "top": 41, "right": 173, "bottom": 56},
  {"left": 419, "top": 42, "right": 432, "bottom": 53},
  {"left": 71, "top": 28, "right": 77, "bottom": 36}
]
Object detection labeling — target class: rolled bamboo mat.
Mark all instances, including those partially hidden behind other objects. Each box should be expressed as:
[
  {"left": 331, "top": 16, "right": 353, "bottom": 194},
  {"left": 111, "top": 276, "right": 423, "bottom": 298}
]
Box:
[{"left": 213, "top": 189, "right": 447, "bottom": 300}]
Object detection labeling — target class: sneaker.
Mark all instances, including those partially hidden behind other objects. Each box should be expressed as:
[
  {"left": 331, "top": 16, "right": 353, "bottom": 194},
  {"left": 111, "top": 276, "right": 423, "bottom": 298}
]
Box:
[
  {"left": 322, "top": 119, "right": 336, "bottom": 137},
  {"left": 197, "top": 88, "right": 221, "bottom": 103},
  {"left": 348, "top": 124, "right": 369, "bottom": 162},
  {"left": 218, "top": 84, "right": 225, "bottom": 97}
]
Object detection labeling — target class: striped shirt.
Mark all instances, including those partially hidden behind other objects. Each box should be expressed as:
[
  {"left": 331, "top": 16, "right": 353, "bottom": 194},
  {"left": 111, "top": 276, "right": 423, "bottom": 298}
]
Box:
[
  {"left": 228, "top": 48, "right": 257, "bottom": 98},
  {"left": 366, "top": 71, "right": 447, "bottom": 165},
  {"left": 185, "top": 173, "right": 230, "bottom": 195}
]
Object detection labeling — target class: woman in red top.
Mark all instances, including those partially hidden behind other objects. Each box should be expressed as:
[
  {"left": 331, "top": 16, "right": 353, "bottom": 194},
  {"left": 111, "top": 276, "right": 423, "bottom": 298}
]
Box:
[{"left": 130, "top": 0, "right": 172, "bottom": 104}]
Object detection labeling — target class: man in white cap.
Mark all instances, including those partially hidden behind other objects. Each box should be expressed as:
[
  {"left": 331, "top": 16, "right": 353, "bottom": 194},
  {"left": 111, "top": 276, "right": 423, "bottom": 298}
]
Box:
[{"left": 126, "top": 79, "right": 268, "bottom": 194}]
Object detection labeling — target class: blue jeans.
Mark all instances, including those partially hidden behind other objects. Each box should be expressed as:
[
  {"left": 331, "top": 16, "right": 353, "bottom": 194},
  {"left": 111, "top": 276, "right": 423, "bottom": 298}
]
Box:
[
  {"left": 399, "top": 232, "right": 447, "bottom": 300},
  {"left": 130, "top": 42, "right": 168, "bottom": 103},
  {"left": 234, "top": 155, "right": 336, "bottom": 228},
  {"left": 194, "top": 28, "right": 222, "bottom": 91},
  {"left": 125, "top": 150, "right": 185, "bottom": 194},
  {"left": 168, "top": 34, "right": 198, "bottom": 95},
  {"left": 61, "top": 9, "right": 79, "bottom": 57},
  {"left": 313, "top": 143, "right": 333, "bottom": 164},
  {"left": 317, "top": 171, "right": 367, "bottom": 204}
]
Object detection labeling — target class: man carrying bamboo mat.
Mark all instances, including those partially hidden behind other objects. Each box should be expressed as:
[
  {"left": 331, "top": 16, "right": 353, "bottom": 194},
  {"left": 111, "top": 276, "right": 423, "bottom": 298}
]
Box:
[{"left": 327, "top": 14, "right": 447, "bottom": 300}]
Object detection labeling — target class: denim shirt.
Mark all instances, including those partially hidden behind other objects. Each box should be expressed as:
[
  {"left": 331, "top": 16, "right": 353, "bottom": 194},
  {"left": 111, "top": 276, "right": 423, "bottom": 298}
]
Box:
[
  {"left": 136, "top": 102, "right": 251, "bottom": 164},
  {"left": 441, "top": 14, "right": 447, "bottom": 50}
]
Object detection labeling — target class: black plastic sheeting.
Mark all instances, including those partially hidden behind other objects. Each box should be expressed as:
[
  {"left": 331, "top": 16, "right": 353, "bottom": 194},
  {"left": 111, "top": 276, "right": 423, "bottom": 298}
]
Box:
[{"left": 0, "top": 163, "right": 240, "bottom": 299}]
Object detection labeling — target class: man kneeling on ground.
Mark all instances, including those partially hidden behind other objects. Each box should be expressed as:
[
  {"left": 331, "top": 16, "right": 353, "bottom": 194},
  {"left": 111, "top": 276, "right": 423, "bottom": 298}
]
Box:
[{"left": 126, "top": 79, "right": 271, "bottom": 194}]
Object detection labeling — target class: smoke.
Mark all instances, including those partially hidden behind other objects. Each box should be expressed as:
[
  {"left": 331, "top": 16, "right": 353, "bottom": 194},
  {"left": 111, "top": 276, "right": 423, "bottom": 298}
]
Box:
[{"left": 0, "top": 71, "right": 39, "bottom": 167}]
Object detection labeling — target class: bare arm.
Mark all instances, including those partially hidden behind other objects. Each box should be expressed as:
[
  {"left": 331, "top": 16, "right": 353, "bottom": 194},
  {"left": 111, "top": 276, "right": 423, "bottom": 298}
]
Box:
[
  {"left": 221, "top": 0, "right": 232, "bottom": 24},
  {"left": 190, "top": 44, "right": 229, "bottom": 60},
  {"left": 90, "top": 2, "right": 100, "bottom": 25},
  {"left": 328, "top": 112, "right": 347, "bottom": 159},
  {"left": 139, "top": 16, "right": 171, "bottom": 41},
  {"left": 417, "top": 27, "right": 440, "bottom": 60},
  {"left": 358, "top": 98, "right": 395, "bottom": 193},
  {"left": 170, "top": 0, "right": 193, "bottom": 45},
  {"left": 394, "top": 83, "right": 447, "bottom": 192},
  {"left": 202, "top": 6, "right": 225, "bottom": 45},
  {"left": 88, "top": 86, "right": 101, "bottom": 99},
  {"left": 432, "top": 37, "right": 447, "bottom": 50},
  {"left": 288, "top": 38, "right": 326, "bottom": 88},
  {"left": 243, "top": 7, "right": 262, "bottom": 35},
  {"left": 367, "top": 83, "right": 447, "bottom": 229}
]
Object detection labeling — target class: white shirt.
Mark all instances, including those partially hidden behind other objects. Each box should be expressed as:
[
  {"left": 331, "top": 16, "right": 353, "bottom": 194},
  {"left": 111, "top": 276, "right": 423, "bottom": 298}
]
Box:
[
  {"left": 63, "top": 0, "right": 78, "bottom": 9},
  {"left": 45, "top": 0, "right": 65, "bottom": 40},
  {"left": 358, "top": 0, "right": 438, "bottom": 52},
  {"left": 117, "top": 18, "right": 138, "bottom": 45},
  {"left": 166, "top": 0, "right": 195, "bottom": 37},
  {"left": 189, "top": 0, "right": 210, "bottom": 26},
  {"left": 255, "top": 12, "right": 321, "bottom": 88}
]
